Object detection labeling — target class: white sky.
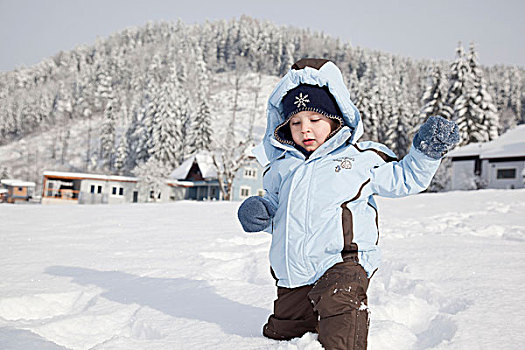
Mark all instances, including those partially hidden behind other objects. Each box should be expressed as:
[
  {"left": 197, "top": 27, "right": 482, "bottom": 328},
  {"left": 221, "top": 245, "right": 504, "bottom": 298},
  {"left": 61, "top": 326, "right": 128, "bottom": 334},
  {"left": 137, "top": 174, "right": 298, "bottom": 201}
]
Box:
[{"left": 0, "top": 0, "right": 523, "bottom": 72}]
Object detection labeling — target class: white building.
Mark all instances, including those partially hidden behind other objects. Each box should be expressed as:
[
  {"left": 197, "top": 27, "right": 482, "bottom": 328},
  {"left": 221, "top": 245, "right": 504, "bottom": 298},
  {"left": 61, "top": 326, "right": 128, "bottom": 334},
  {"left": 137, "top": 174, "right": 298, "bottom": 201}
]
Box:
[
  {"left": 447, "top": 125, "right": 525, "bottom": 190},
  {"left": 41, "top": 171, "right": 184, "bottom": 204}
]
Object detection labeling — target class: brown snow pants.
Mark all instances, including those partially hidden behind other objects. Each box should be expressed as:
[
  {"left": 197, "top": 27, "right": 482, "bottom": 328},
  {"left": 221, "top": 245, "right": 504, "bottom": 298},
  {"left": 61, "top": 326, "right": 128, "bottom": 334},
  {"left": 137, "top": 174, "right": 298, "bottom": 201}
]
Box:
[{"left": 263, "top": 259, "right": 370, "bottom": 350}]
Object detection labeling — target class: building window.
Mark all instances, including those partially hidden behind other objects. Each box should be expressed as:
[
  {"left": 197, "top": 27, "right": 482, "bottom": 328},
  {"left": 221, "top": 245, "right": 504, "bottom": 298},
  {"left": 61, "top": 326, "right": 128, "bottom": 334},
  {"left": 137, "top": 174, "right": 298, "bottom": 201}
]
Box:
[
  {"left": 497, "top": 168, "right": 516, "bottom": 179},
  {"left": 257, "top": 189, "right": 265, "bottom": 197},
  {"left": 244, "top": 168, "right": 257, "bottom": 179},
  {"left": 110, "top": 186, "right": 124, "bottom": 196},
  {"left": 240, "top": 186, "right": 251, "bottom": 199},
  {"left": 97, "top": 185, "right": 102, "bottom": 194},
  {"left": 90, "top": 185, "right": 95, "bottom": 193}
]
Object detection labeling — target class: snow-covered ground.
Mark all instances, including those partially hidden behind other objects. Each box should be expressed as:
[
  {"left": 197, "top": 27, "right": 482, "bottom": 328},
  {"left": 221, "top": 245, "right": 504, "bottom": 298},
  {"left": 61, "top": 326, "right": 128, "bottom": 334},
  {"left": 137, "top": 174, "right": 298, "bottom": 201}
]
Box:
[{"left": 0, "top": 189, "right": 524, "bottom": 349}]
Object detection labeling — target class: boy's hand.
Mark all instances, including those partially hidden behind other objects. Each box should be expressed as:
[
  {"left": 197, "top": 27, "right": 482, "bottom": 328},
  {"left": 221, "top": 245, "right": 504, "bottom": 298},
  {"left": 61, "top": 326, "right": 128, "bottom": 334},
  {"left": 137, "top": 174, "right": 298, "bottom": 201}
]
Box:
[
  {"left": 237, "top": 196, "right": 276, "bottom": 232},
  {"left": 413, "top": 116, "right": 460, "bottom": 159}
]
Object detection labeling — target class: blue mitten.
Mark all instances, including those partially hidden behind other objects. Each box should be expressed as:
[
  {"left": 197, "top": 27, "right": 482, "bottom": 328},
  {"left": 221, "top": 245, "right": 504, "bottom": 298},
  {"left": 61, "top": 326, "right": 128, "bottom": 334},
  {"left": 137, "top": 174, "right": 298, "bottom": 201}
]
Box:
[
  {"left": 413, "top": 116, "right": 460, "bottom": 159},
  {"left": 237, "top": 196, "right": 276, "bottom": 232}
]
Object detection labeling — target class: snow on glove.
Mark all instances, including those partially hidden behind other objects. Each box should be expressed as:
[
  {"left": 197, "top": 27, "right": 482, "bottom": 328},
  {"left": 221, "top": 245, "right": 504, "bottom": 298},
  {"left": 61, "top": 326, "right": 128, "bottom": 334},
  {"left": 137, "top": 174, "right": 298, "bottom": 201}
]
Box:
[
  {"left": 237, "top": 196, "right": 276, "bottom": 232},
  {"left": 413, "top": 116, "right": 460, "bottom": 159}
]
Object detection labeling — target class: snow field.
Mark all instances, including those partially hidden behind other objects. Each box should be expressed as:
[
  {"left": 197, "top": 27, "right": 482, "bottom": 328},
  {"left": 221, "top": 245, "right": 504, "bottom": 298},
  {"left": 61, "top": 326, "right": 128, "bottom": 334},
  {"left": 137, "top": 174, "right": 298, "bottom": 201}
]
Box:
[{"left": 0, "top": 189, "right": 524, "bottom": 349}]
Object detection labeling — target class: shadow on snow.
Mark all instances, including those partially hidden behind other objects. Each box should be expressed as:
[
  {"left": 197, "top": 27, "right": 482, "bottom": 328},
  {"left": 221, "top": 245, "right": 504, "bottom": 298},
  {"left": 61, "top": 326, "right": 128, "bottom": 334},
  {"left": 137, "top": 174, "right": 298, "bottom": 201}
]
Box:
[
  {"left": 45, "top": 266, "right": 270, "bottom": 338},
  {"left": 0, "top": 327, "right": 68, "bottom": 350}
]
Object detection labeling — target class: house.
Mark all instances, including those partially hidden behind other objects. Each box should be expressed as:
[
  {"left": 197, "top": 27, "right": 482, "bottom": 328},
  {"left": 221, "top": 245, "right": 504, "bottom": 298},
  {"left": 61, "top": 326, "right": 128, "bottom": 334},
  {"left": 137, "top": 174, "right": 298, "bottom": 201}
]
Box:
[
  {"left": 446, "top": 125, "right": 525, "bottom": 190},
  {"left": 170, "top": 152, "right": 264, "bottom": 201},
  {"left": 170, "top": 153, "right": 222, "bottom": 201},
  {"left": 232, "top": 157, "right": 265, "bottom": 201},
  {"left": 41, "top": 171, "right": 184, "bottom": 205},
  {"left": 0, "top": 179, "right": 36, "bottom": 203}
]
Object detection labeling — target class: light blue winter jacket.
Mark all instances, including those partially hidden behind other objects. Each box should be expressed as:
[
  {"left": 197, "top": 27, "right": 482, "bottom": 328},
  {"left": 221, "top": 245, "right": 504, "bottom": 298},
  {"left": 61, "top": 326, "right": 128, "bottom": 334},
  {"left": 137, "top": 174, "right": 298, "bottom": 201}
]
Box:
[{"left": 255, "top": 60, "right": 441, "bottom": 288}]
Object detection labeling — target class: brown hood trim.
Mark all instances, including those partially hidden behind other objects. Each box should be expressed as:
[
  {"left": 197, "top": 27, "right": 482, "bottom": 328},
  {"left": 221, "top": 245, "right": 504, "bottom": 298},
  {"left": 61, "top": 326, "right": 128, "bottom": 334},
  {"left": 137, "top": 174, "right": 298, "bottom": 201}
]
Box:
[
  {"left": 353, "top": 144, "right": 398, "bottom": 162},
  {"left": 340, "top": 179, "right": 371, "bottom": 254},
  {"left": 291, "top": 58, "right": 331, "bottom": 70}
]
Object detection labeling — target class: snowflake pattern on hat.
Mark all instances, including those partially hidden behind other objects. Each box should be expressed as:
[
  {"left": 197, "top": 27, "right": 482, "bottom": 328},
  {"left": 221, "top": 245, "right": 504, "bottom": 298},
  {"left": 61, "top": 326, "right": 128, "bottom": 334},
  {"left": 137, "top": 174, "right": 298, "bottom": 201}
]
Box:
[{"left": 294, "top": 93, "right": 310, "bottom": 108}]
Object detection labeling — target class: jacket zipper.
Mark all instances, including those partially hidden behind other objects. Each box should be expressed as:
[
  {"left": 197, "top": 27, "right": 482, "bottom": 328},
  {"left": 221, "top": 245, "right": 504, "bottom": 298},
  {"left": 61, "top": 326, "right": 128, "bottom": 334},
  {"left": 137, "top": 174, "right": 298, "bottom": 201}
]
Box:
[{"left": 302, "top": 159, "right": 316, "bottom": 275}]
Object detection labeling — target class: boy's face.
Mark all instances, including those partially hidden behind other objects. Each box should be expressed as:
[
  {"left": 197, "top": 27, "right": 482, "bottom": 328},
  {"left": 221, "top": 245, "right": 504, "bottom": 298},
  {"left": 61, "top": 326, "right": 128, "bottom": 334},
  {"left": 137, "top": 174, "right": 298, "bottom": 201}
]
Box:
[{"left": 289, "top": 111, "right": 338, "bottom": 152}]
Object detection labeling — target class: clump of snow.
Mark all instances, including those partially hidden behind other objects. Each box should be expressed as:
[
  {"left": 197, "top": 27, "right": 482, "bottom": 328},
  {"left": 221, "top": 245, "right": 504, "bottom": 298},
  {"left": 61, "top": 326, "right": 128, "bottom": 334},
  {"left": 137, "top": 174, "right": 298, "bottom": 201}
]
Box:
[{"left": 0, "top": 290, "right": 98, "bottom": 321}]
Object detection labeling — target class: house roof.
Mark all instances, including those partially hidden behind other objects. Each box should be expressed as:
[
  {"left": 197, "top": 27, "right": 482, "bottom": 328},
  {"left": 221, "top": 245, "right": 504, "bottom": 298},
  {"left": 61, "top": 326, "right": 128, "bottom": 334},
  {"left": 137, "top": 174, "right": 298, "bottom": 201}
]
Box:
[
  {"left": 43, "top": 171, "right": 138, "bottom": 183},
  {"left": 447, "top": 124, "right": 525, "bottom": 159},
  {"left": 42, "top": 171, "right": 189, "bottom": 187},
  {"left": 169, "top": 152, "right": 218, "bottom": 180},
  {"left": 1, "top": 179, "right": 36, "bottom": 187}
]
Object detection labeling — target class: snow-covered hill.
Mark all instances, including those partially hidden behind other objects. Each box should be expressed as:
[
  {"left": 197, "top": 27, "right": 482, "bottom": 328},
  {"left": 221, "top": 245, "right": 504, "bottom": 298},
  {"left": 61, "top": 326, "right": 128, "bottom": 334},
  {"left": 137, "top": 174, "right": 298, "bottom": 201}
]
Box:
[
  {"left": 0, "top": 189, "right": 524, "bottom": 349},
  {"left": 0, "top": 71, "right": 277, "bottom": 192}
]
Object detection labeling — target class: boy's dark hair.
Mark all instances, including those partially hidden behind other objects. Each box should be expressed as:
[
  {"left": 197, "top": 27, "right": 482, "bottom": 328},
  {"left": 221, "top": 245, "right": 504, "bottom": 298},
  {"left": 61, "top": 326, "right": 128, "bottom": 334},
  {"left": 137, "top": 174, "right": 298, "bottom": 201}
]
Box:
[{"left": 291, "top": 58, "right": 331, "bottom": 70}]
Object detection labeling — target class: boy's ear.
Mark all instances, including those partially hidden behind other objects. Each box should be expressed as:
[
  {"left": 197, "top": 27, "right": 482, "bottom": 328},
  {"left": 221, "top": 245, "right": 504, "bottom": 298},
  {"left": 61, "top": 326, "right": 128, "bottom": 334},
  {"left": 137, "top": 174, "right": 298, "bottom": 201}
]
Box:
[
  {"left": 329, "top": 117, "right": 340, "bottom": 131},
  {"left": 292, "top": 58, "right": 331, "bottom": 70}
]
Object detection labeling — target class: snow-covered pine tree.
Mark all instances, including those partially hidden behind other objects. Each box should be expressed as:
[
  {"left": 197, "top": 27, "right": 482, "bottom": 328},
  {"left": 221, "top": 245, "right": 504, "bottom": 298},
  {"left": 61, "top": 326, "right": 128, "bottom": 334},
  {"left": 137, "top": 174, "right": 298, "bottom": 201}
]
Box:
[
  {"left": 0, "top": 166, "right": 11, "bottom": 180},
  {"left": 467, "top": 44, "right": 499, "bottom": 141},
  {"left": 140, "top": 53, "right": 165, "bottom": 157},
  {"left": 36, "top": 91, "right": 52, "bottom": 129},
  {"left": 55, "top": 81, "right": 73, "bottom": 122},
  {"left": 20, "top": 93, "right": 39, "bottom": 134},
  {"left": 189, "top": 97, "right": 212, "bottom": 153},
  {"left": 176, "top": 85, "right": 194, "bottom": 164},
  {"left": 100, "top": 101, "right": 116, "bottom": 169},
  {"left": 388, "top": 80, "right": 414, "bottom": 157},
  {"left": 113, "top": 136, "right": 128, "bottom": 175},
  {"left": 451, "top": 43, "right": 498, "bottom": 145},
  {"left": 493, "top": 68, "right": 515, "bottom": 133},
  {"left": 453, "top": 92, "right": 482, "bottom": 146},
  {"left": 420, "top": 65, "right": 448, "bottom": 122},
  {"left": 443, "top": 42, "right": 489, "bottom": 145},
  {"left": 142, "top": 89, "right": 159, "bottom": 156},
  {"left": 444, "top": 43, "right": 470, "bottom": 121},
  {"left": 375, "top": 54, "right": 396, "bottom": 146},
  {"left": 354, "top": 69, "right": 379, "bottom": 142},
  {"left": 51, "top": 82, "right": 73, "bottom": 163},
  {"left": 148, "top": 65, "right": 183, "bottom": 170},
  {"left": 94, "top": 66, "right": 114, "bottom": 111},
  {"left": 61, "top": 129, "right": 70, "bottom": 165},
  {"left": 184, "top": 47, "right": 212, "bottom": 154},
  {"left": 84, "top": 110, "right": 93, "bottom": 172},
  {"left": 117, "top": 103, "right": 129, "bottom": 126},
  {"left": 509, "top": 67, "right": 523, "bottom": 125}
]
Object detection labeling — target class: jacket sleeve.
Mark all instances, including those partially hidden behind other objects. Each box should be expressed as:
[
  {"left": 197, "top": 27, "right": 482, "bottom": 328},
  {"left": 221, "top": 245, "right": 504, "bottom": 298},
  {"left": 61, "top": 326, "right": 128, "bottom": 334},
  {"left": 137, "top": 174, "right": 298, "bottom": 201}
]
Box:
[
  {"left": 261, "top": 163, "right": 280, "bottom": 233},
  {"left": 369, "top": 146, "right": 441, "bottom": 198}
]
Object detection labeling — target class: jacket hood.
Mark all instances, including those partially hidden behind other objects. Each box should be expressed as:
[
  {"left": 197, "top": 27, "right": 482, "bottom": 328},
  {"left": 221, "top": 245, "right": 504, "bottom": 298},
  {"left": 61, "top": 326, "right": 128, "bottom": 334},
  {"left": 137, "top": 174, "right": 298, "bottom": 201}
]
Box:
[{"left": 262, "top": 59, "right": 363, "bottom": 162}]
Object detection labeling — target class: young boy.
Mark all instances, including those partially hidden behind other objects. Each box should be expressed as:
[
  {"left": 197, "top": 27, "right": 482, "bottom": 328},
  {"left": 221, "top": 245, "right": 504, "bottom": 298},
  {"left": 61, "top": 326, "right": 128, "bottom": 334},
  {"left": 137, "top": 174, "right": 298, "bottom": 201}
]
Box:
[{"left": 238, "top": 58, "right": 459, "bottom": 349}]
